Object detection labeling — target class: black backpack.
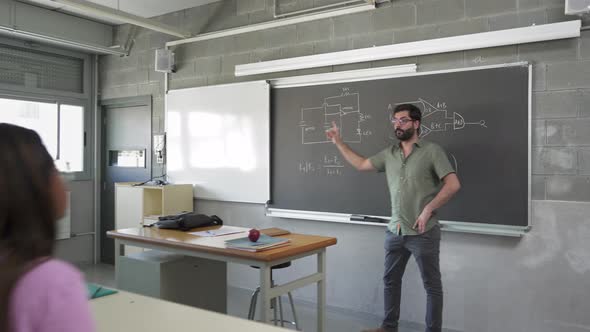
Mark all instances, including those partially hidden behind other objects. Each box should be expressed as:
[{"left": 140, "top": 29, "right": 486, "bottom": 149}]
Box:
[{"left": 147, "top": 212, "right": 223, "bottom": 231}]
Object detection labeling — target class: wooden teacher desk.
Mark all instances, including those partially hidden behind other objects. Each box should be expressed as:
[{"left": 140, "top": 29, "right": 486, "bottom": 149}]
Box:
[
  {"left": 92, "top": 289, "right": 291, "bottom": 332},
  {"left": 107, "top": 227, "right": 337, "bottom": 332}
]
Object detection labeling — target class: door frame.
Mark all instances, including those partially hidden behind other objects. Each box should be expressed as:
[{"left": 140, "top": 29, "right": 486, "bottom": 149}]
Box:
[{"left": 97, "top": 95, "right": 152, "bottom": 264}]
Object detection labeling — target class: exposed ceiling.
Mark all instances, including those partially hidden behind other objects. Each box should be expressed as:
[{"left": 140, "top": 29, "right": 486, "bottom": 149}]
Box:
[{"left": 19, "top": 0, "right": 221, "bottom": 25}]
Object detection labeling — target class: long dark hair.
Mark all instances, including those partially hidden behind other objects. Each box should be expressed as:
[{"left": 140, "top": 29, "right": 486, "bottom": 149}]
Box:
[{"left": 0, "top": 123, "right": 57, "bottom": 331}]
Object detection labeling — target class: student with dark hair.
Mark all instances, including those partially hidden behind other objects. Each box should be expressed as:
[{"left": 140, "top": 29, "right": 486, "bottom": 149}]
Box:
[
  {"left": 0, "top": 124, "right": 94, "bottom": 332},
  {"left": 326, "top": 104, "right": 461, "bottom": 332}
]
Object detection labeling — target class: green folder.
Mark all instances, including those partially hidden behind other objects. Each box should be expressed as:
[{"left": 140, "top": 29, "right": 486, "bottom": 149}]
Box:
[{"left": 87, "top": 283, "right": 118, "bottom": 299}]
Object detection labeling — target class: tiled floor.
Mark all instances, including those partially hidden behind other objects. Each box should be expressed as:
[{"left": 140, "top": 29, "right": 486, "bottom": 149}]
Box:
[{"left": 80, "top": 263, "right": 424, "bottom": 332}]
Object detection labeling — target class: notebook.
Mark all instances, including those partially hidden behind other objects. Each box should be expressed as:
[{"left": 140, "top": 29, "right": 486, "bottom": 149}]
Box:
[
  {"left": 225, "top": 234, "right": 290, "bottom": 252},
  {"left": 87, "top": 283, "right": 118, "bottom": 299},
  {"left": 189, "top": 225, "right": 249, "bottom": 237},
  {"left": 260, "top": 227, "right": 290, "bottom": 236}
]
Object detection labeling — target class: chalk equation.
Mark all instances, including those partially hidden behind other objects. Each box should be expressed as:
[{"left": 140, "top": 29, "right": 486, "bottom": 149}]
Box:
[{"left": 298, "top": 155, "right": 345, "bottom": 176}]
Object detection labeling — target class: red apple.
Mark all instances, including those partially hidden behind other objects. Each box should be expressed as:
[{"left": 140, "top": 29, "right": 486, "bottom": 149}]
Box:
[{"left": 248, "top": 228, "right": 260, "bottom": 242}]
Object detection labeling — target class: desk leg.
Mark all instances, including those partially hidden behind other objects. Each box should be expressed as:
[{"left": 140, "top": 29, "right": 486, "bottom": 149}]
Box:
[
  {"left": 114, "top": 239, "right": 125, "bottom": 283},
  {"left": 317, "top": 249, "right": 326, "bottom": 332},
  {"left": 259, "top": 265, "right": 272, "bottom": 324}
]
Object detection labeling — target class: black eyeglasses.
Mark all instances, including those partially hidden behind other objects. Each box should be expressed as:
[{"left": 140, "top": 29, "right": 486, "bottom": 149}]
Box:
[{"left": 391, "top": 118, "right": 414, "bottom": 125}]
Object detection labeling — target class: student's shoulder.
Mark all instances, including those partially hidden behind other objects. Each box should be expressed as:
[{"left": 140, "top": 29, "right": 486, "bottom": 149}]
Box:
[
  {"left": 19, "top": 258, "right": 83, "bottom": 289},
  {"left": 31, "top": 258, "right": 81, "bottom": 278},
  {"left": 12, "top": 259, "right": 85, "bottom": 315},
  {"left": 11, "top": 260, "right": 94, "bottom": 332}
]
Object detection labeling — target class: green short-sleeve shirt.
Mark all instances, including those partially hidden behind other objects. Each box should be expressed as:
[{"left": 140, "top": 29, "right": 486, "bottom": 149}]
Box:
[{"left": 369, "top": 140, "right": 455, "bottom": 235}]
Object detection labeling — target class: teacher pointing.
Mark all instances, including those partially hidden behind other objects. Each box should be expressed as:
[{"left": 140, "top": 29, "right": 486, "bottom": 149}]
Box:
[{"left": 326, "top": 103, "right": 461, "bottom": 332}]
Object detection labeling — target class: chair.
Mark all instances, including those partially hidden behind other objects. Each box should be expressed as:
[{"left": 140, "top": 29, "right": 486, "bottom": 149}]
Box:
[{"left": 247, "top": 262, "right": 300, "bottom": 330}]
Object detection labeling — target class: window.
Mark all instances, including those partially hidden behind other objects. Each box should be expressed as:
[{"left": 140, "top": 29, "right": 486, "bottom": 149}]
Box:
[
  {"left": 0, "top": 97, "right": 85, "bottom": 173},
  {"left": 57, "top": 104, "right": 84, "bottom": 172}
]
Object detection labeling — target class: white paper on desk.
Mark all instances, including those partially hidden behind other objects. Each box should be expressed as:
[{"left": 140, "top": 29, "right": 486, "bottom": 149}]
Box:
[
  {"left": 189, "top": 226, "right": 249, "bottom": 237},
  {"left": 188, "top": 232, "right": 248, "bottom": 248}
]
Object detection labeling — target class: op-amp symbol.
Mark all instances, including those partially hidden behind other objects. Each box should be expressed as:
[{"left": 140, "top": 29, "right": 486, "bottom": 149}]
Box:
[{"left": 393, "top": 98, "right": 487, "bottom": 138}]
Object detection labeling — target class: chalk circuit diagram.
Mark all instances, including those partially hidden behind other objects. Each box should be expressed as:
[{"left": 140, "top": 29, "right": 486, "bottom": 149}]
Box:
[
  {"left": 392, "top": 98, "right": 487, "bottom": 138},
  {"left": 298, "top": 90, "right": 371, "bottom": 145}
]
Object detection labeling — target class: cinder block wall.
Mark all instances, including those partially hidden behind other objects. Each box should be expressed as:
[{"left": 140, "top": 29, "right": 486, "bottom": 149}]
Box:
[{"left": 99, "top": 1, "right": 590, "bottom": 331}]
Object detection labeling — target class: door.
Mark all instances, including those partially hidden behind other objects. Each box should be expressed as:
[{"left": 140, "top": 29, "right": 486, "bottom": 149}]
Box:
[{"left": 101, "top": 100, "right": 151, "bottom": 264}]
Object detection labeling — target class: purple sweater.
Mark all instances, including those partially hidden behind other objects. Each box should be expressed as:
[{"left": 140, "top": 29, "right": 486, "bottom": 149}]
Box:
[{"left": 9, "top": 259, "right": 95, "bottom": 332}]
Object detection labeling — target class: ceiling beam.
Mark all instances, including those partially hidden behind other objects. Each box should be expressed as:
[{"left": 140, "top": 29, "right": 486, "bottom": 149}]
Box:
[
  {"left": 166, "top": 2, "right": 375, "bottom": 47},
  {"left": 0, "top": 25, "right": 127, "bottom": 55},
  {"left": 51, "top": 0, "right": 192, "bottom": 38}
]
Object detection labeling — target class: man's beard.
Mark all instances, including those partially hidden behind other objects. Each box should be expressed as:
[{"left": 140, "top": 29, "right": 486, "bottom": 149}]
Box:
[{"left": 395, "top": 127, "right": 415, "bottom": 141}]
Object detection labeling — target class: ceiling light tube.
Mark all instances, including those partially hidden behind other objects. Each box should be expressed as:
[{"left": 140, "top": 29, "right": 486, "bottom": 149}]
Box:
[
  {"left": 235, "top": 20, "right": 581, "bottom": 77},
  {"left": 274, "top": 0, "right": 370, "bottom": 18},
  {"left": 271, "top": 64, "right": 417, "bottom": 88}
]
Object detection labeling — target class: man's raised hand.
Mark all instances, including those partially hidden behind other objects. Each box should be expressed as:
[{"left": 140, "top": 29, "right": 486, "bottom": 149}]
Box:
[{"left": 326, "top": 121, "right": 342, "bottom": 145}]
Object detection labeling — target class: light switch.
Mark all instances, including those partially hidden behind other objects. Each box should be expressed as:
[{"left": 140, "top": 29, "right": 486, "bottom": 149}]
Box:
[{"left": 154, "top": 134, "right": 165, "bottom": 164}]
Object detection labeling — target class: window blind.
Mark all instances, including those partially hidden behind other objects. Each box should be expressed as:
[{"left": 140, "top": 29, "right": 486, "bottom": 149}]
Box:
[{"left": 0, "top": 43, "right": 83, "bottom": 93}]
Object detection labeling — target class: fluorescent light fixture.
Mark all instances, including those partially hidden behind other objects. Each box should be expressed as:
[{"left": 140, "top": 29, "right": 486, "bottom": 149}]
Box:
[
  {"left": 271, "top": 64, "right": 417, "bottom": 88},
  {"left": 236, "top": 20, "right": 581, "bottom": 77},
  {"left": 0, "top": 25, "right": 127, "bottom": 56},
  {"left": 565, "top": 0, "right": 590, "bottom": 15},
  {"left": 51, "top": 0, "right": 191, "bottom": 38},
  {"left": 166, "top": 2, "right": 375, "bottom": 48},
  {"left": 274, "top": 0, "right": 371, "bottom": 18}
]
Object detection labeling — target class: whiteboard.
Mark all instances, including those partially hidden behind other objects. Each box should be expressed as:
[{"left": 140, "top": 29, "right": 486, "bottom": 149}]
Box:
[{"left": 166, "top": 81, "right": 270, "bottom": 203}]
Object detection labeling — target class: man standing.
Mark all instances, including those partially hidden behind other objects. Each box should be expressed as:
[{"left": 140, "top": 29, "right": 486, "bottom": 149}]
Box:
[{"left": 326, "top": 103, "right": 461, "bottom": 332}]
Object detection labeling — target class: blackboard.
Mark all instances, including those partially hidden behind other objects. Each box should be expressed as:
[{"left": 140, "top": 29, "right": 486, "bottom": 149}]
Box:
[{"left": 270, "top": 64, "right": 530, "bottom": 227}]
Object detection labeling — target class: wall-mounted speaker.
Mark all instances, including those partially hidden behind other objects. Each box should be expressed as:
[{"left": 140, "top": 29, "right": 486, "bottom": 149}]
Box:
[
  {"left": 565, "top": 0, "right": 590, "bottom": 15},
  {"left": 155, "top": 48, "right": 176, "bottom": 73}
]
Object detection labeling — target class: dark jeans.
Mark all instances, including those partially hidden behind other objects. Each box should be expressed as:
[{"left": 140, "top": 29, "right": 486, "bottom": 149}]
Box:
[{"left": 382, "top": 225, "right": 443, "bottom": 332}]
